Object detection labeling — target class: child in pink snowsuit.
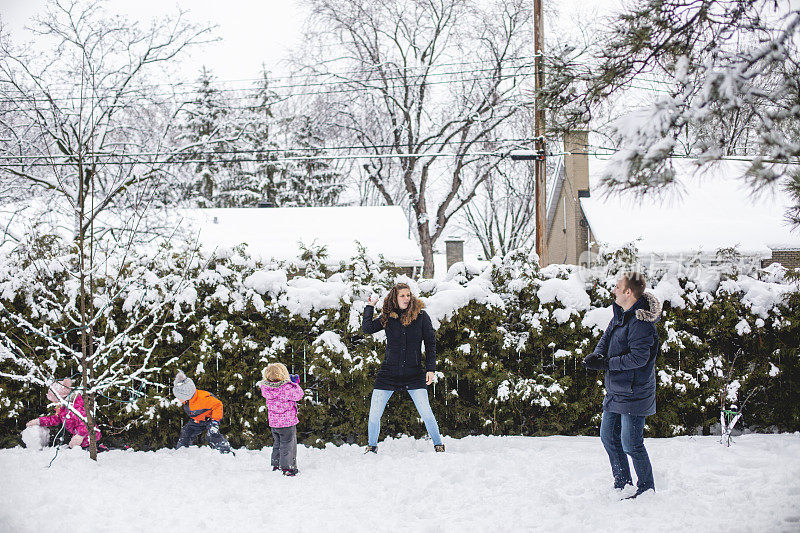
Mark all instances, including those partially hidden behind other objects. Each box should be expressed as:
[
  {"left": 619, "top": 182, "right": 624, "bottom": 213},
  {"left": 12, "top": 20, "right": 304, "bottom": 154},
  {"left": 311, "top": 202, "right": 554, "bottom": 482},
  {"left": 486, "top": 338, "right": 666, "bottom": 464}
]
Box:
[
  {"left": 26, "top": 378, "right": 101, "bottom": 449},
  {"left": 259, "top": 362, "right": 304, "bottom": 476}
]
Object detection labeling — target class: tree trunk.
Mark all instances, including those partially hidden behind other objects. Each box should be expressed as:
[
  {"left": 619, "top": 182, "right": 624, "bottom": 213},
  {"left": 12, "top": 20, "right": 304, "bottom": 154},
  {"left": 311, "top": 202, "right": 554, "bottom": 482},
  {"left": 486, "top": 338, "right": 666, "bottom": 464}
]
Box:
[
  {"left": 77, "top": 160, "right": 98, "bottom": 461},
  {"left": 79, "top": 269, "right": 97, "bottom": 461},
  {"left": 79, "top": 247, "right": 97, "bottom": 460},
  {"left": 419, "top": 223, "right": 435, "bottom": 279},
  {"left": 86, "top": 389, "right": 98, "bottom": 460},
  {"left": 86, "top": 323, "right": 98, "bottom": 460}
]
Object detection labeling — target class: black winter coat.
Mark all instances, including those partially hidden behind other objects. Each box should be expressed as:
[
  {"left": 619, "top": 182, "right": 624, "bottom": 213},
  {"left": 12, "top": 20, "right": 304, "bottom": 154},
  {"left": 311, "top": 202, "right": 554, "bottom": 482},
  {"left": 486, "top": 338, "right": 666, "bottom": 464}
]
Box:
[
  {"left": 362, "top": 304, "right": 436, "bottom": 391},
  {"left": 593, "top": 293, "right": 661, "bottom": 416}
]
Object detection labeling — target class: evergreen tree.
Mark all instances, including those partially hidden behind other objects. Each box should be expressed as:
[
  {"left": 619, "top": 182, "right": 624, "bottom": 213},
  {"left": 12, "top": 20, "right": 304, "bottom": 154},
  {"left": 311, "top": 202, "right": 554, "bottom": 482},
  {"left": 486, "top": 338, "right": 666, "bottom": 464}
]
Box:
[
  {"left": 178, "top": 67, "right": 240, "bottom": 207},
  {"left": 238, "top": 67, "right": 288, "bottom": 207},
  {"left": 281, "top": 115, "right": 344, "bottom": 206}
]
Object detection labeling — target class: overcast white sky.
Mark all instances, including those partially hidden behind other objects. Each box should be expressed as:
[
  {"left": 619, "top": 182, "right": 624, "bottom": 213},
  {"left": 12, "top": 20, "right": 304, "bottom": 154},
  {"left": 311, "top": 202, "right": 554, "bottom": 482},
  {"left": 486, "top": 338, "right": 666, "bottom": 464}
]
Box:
[
  {"left": 1, "top": 0, "right": 630, "bottom": 83},
  {"left": 1, "top": 0, "right": 310, "bottom": 82}
]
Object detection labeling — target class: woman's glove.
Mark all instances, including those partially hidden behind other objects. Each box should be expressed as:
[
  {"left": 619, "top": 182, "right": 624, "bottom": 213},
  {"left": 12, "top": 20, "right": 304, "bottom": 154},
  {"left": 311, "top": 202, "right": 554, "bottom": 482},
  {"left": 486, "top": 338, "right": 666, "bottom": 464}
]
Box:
[{"left": 290, "top": 374, "right": 300, "bottom": 384}]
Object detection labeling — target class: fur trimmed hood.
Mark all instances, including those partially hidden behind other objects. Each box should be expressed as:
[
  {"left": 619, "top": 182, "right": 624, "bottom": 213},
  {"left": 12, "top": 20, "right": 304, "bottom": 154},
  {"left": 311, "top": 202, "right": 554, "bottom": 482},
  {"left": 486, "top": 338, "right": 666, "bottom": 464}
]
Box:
[
  {"left": 388, "top": 307, "right": 411, "bottom": 320},
  {"left": 635, "top": 292, "right": 662, "bottom": 323}
]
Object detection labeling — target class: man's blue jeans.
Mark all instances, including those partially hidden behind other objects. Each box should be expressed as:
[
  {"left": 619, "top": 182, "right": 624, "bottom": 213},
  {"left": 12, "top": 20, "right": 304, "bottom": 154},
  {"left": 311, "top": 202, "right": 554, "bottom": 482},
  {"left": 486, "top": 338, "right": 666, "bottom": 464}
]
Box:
[
  {"left": 600, "top": 410, "right": 655, "bottom": 492},
  {"left": 368, "top": 388, "right": 443, "bottom": 447}
]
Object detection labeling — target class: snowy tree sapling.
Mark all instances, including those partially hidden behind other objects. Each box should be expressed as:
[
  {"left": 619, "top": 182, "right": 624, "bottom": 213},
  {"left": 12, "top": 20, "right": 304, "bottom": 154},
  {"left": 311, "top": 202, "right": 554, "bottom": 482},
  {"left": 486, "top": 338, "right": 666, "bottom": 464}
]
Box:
[{"left": 0, "top": 0, "right": 214, "bottom": 460}]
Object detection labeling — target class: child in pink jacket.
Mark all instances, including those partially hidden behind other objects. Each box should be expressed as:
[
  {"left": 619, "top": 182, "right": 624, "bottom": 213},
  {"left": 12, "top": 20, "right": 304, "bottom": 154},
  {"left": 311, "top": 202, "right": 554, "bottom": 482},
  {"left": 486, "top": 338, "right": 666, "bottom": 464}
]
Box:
[
  {"left": 259, "top": 363, "right": 304, "bottom": 476},
  {"left": 26, "top": 378, "right": 102, "bottom": 449}
]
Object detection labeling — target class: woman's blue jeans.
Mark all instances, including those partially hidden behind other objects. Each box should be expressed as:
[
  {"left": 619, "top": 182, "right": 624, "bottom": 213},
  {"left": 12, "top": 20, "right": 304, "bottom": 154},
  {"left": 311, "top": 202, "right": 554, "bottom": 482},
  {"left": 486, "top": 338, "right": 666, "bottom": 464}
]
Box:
[
  {"left": 600, "top": 410, "right": 655, "bottom": 492},
  {"left": 368, "top": 388, "right": 443, "bottom": 447}
]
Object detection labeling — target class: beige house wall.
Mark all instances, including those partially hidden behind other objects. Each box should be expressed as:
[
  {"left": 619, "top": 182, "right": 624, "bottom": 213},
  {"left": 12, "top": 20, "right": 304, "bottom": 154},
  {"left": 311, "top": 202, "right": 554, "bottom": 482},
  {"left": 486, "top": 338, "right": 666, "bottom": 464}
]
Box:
[
  {"left": 547, "top": 198, "right": 568, "bottom": 265},
  {"left": 546, "top": 130, "right": 591, "bottom": 266}
]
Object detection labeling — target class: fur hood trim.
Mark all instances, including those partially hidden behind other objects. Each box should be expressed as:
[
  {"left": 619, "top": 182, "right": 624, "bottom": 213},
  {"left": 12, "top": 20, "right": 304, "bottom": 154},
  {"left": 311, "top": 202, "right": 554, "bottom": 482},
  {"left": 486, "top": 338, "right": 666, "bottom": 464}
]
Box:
[
  {"left": 635, "top": 292, "right": 662, "bottom": 322},
  {"left": 265, "top": 379, "right": 290, "bottom": 388},
  {"left": 388, "top": 307, "right": 419, "bottom": 321}
]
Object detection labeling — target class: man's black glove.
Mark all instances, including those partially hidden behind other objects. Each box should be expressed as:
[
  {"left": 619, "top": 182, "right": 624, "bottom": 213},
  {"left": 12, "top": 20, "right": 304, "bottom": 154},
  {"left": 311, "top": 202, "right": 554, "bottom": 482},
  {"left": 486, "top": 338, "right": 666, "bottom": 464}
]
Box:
[
  {"left": 582, "top": 353, "right": 609, "bottom": 371},
  {"left": 207, "top": 419, "right": 220, "bottom": 434}
]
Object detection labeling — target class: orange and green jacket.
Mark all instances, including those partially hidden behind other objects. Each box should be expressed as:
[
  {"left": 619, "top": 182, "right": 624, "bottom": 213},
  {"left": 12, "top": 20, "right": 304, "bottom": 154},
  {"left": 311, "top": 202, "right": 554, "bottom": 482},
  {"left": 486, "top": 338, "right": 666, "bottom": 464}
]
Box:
[{"left": 182, "top": 389, "right": 223, "bottom": 423}]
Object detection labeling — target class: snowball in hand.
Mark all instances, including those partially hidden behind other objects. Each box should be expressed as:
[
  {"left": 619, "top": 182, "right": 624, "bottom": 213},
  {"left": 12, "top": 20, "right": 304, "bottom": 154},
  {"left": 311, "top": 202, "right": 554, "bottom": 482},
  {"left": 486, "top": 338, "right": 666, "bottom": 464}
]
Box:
[{"left": 22, "top": 426, "right": 50, "bottom": 450}]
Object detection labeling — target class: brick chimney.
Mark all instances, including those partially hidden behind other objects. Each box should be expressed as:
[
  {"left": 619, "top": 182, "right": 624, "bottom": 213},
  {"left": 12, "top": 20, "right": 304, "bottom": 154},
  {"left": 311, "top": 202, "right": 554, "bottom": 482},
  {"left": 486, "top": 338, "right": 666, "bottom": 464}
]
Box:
[{"left": 445, "top": 237, "right": 464, "bottom": 271}]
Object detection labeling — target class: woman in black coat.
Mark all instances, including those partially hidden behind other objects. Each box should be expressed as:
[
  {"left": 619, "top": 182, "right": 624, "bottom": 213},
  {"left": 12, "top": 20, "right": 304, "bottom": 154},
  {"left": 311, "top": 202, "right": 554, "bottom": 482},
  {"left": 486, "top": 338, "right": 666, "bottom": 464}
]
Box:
[{"left": 362, "top": 283, "right": 444, "bottom": 453}]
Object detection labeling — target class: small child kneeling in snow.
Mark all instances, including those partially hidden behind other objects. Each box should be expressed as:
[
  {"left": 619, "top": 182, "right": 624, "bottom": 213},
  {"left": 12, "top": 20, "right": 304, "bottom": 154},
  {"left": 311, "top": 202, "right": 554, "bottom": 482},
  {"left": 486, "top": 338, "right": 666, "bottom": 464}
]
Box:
[
  {"left": 25, "top": 378, "right": 102, "bottom": 450},
  {"left": 259, "top": 363, "right": 304, "bottom": 476},
  {"left": 173, "top": 370, "right": 232, "bottom": 454}
]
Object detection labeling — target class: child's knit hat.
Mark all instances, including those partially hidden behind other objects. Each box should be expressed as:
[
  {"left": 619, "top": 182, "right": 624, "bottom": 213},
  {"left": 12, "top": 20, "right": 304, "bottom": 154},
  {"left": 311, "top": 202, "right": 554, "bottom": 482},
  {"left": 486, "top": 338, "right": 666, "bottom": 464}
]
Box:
[
  {"left": 173, "top": 370, "right": 196, "bottom": 401},
  {"left": 46, "top": 378, "right": 73, "bottom": 403}
]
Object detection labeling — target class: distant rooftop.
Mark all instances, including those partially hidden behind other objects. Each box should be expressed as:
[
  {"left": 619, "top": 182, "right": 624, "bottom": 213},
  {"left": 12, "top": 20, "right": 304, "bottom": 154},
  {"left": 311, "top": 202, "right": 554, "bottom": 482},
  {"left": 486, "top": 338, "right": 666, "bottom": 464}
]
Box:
[
  {"left": 177, "top": 206, "right": 423, "bottom": 267},
  {"left": 580, "top": 158, "right": 800, "bottom": 258}
]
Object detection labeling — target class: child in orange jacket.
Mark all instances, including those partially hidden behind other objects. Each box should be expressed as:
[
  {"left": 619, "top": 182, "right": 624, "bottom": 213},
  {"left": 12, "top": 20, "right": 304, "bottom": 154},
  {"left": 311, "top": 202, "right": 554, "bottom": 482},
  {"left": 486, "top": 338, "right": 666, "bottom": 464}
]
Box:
[{"left": 173, "top": 370, "right": 232, "bottom": 453}]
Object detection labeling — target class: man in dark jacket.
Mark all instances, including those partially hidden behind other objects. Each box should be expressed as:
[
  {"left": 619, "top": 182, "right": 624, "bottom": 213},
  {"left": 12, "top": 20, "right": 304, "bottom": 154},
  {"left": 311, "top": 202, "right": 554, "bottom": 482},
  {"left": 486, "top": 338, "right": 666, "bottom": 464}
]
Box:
[{"left": 583, "top": 272, "right": 661, "bottom": 499}]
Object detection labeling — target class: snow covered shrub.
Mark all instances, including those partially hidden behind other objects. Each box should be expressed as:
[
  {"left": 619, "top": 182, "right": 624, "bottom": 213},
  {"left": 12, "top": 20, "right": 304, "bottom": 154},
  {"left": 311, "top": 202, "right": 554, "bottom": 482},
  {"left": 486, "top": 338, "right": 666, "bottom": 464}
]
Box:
[{"left": 1, "top": 239, "right": 799, "bottom": 449}]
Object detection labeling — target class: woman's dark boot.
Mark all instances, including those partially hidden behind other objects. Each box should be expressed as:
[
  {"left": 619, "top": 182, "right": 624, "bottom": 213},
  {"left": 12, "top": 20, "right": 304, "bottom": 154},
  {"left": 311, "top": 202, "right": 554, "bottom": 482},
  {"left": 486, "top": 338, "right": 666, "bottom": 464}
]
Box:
[
  {"left": 365, "top": 445, "right": 378, "bottom": 454},
  {"left": 434, "top": 444, "right": 445, "bottom": 452}
]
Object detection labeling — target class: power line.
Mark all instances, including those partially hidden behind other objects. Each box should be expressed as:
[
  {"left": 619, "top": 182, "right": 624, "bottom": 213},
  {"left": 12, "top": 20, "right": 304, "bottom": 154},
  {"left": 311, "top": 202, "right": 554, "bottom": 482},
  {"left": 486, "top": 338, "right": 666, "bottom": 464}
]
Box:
[
  {"left": 0, "top": 150, "right": 507, "bottom": 167},
  {"left": 3, "top": 61, "right": 709, "bottom": 113},
  {"left": 0, "top": 72, "right": 536, "bottom": 113},
  {"left": 6, "top": 47, "right": 777, "bottom": 105},
  {"left": 7, "top": 65, "right": 533, "bottom": 101},
  {"left": 2, "top": 147, "right": 795, "bottom": 169},
  {"left": 3, "top": 131, "right": 793, "bottom": 168},
  {"left": 544, "top": 138, "right": 800, "bottom": 163},
  {"left": 2, "top": 69, "right": 701, "bottom": 116},
  {"left": 0, "top": 137, "right": 538, "bottom": 161},
  {"left": 28, "top": 55, "right": 539, "bottom": 94},
  {"left": 0, "top": 63, "right": 536, "bottom": 105},
  {"left": 553, "top": 146, "right": 800, "bottom": 165}
]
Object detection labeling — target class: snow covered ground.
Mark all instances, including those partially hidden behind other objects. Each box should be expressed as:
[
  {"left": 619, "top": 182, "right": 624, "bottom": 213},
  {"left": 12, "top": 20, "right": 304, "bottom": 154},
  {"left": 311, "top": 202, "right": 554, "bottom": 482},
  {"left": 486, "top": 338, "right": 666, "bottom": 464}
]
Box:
[{"left": 2, "top": 434, "right": 799, "bottom": 532}]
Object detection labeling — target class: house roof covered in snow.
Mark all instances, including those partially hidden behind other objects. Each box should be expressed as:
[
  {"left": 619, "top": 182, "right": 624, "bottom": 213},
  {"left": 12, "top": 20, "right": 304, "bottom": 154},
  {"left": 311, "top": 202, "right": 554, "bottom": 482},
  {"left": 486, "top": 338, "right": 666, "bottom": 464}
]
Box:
[
  {"left": 580, "top": 158, "right": 800, "bottom": 258},
  {"left": 177, "top": 206, "right": 423, "bottom": 267}
]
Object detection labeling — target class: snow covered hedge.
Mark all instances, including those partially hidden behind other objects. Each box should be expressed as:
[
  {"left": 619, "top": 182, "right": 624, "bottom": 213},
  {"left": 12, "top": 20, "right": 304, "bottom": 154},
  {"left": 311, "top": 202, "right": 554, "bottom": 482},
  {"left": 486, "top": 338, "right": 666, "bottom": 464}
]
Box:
[{"left": 1, "top": 241, "right": 798, "bottom": 449}]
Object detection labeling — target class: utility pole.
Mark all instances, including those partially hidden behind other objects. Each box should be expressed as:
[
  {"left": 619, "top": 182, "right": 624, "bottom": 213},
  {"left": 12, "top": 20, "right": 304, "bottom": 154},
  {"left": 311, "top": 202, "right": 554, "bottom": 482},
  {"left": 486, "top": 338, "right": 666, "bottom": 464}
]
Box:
[{"left": 533, "top": 0, "right": 547, "bottom": 265}]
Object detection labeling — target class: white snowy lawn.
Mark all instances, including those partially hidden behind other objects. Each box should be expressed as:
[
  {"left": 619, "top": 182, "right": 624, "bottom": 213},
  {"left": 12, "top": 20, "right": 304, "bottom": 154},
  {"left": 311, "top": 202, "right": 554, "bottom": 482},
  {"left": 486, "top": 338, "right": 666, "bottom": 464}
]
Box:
[{"left": 2, "top": 434, "right": 799, "bottom": 533}]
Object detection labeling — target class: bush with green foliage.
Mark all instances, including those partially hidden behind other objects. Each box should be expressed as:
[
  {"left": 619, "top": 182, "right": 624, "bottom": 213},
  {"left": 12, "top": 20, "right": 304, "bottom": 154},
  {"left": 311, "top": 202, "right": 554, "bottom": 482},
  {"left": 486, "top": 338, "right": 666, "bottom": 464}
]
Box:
[{"left": 1, "top": 241, "right": 797, "bottom": 449}]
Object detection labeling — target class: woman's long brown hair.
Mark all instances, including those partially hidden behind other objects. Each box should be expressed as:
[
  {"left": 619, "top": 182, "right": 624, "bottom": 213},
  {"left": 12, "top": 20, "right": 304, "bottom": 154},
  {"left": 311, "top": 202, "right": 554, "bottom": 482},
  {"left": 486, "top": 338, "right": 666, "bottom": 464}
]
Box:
[{"left": 380, "top": 283, "right": 425, "bottom": 326}]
